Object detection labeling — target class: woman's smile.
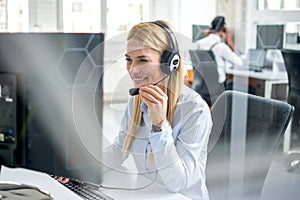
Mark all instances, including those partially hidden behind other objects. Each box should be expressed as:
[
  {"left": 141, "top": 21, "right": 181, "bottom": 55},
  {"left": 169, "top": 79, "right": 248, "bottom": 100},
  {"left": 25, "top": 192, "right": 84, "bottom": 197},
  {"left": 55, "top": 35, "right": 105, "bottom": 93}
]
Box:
[{"left": 132, "top": 76, "right": 148, "bottom": 85}]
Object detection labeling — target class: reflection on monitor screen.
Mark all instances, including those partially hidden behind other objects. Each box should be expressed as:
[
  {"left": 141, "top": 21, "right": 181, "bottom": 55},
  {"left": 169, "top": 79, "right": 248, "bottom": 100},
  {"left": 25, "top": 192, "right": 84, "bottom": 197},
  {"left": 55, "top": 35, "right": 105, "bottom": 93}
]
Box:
[
  {"left": 0, "top": 33, "right": 105, "bottom": 186},
  {"left": 247, "top": 49, "right": 266, "bottom": 67},
  {"left": 256, "top": 24, "right": 284, "bottom": 49}
]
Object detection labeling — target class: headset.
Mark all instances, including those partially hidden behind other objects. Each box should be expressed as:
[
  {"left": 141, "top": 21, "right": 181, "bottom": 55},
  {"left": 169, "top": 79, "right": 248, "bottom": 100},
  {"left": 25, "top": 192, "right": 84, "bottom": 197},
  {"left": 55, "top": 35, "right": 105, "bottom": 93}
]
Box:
[{"left": 151, "top": 21, "right": 180, "bottom": 75}]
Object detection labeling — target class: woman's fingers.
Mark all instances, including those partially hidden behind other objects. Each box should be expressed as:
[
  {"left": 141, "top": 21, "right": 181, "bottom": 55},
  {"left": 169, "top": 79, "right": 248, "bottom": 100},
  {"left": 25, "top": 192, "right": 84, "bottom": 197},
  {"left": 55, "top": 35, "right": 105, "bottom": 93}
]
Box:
[
  {"left": 140, "top": 85, "right": 167, "bottom": 105},
  {"left": 54, "top": 176, "right": 70, "bottom": 183},
  {"left": 139, "top": 85, "right": 167, "bottom": 125}
]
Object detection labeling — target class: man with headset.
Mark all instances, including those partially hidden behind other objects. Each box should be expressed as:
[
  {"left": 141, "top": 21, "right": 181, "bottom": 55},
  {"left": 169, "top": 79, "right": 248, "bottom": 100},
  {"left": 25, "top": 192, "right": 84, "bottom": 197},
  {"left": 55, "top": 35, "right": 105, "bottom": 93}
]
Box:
[{"left": 195, "top": 16, "right": 242, "bottom": 85}]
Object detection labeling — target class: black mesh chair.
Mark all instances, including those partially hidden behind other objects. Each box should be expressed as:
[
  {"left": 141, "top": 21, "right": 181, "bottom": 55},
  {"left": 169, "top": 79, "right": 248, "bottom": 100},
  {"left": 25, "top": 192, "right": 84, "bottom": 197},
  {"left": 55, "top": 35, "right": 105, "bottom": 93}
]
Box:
[
  {"left": 281, "top": 49, "right": 300, "bottom": 171},
  {"left": 189, "top": 50, "right": 225, "bottom": 107},
  {"left": 206, "top": 90, "right": 294, "bottom": 200}
]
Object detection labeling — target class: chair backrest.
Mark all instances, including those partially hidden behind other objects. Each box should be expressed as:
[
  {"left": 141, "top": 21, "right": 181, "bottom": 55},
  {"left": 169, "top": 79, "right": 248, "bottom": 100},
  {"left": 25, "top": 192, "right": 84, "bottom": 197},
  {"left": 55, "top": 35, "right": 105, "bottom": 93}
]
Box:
[
  {"left": 281, "top": 49, "right": 300, "bottom": 91},
  {"left": 207, "top": 90, "right": 294, "bottom": 200},
  {"left": 281, "top": 49, "right": 300, "bottom": 133},
  {"left": 189, "top": 49, "right": 225, "bottom": 107}
]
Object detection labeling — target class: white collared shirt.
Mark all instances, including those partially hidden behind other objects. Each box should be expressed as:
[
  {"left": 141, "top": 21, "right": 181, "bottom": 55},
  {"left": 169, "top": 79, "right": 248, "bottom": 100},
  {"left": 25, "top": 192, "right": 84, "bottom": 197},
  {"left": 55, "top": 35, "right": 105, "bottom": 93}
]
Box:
[
  {"left": 196, "top": 34, "right": 242, "bottom": 83},
  {"left": 103, "top": 85, "right": 212, "bottom": 200}
]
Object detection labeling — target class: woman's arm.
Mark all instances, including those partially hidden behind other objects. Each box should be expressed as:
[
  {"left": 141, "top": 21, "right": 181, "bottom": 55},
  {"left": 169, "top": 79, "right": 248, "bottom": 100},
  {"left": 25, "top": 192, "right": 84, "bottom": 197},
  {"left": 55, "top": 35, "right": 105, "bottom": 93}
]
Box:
[{"left": 149, "top": 100, "right": 212, "bottom": 192}]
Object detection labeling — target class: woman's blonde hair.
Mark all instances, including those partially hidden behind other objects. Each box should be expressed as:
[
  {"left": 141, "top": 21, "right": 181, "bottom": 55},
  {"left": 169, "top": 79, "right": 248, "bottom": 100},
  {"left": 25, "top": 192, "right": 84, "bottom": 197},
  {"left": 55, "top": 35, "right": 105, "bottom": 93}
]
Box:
[{"left": 123, "top": 20, "right": 184, "bottom": 155}]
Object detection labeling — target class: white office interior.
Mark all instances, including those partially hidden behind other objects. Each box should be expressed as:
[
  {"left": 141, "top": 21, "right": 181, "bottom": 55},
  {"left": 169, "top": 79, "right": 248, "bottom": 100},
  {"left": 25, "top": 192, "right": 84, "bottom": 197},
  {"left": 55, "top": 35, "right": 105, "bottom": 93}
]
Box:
[
  {"left": 0, "top": 0, "right": 300, "bottom": 199},
  {"left": 1, "top": 0, "right": 300, "bottom": 101}
]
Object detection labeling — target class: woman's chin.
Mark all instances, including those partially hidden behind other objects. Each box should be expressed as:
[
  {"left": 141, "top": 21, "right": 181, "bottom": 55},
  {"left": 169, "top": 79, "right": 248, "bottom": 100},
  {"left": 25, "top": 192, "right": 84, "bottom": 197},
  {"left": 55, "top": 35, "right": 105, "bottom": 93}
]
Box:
[{"left": 134, "top": 82, "right": 149, "bottom": 88}]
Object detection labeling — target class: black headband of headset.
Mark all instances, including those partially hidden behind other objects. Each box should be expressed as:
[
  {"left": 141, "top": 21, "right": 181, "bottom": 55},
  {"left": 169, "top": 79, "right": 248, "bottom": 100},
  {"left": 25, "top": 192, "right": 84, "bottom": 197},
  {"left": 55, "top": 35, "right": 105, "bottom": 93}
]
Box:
[{"left": 151, "top": 21, "right": 179, "bottom": 54}]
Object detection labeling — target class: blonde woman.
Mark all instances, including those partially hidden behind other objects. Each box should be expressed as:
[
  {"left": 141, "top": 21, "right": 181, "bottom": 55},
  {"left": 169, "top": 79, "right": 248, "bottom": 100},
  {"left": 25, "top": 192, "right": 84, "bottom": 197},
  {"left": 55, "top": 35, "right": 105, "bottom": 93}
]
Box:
[{"left": 103, "top": 20, "right": 212, "bottom": 200}]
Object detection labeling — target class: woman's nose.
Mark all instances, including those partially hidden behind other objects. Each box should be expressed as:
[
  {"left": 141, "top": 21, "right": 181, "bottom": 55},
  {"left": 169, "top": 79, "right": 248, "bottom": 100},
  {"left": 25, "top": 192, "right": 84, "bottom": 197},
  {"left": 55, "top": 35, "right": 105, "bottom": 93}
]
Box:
[{"left": 128, "top": 61, "right": 139, "bottom": 71}]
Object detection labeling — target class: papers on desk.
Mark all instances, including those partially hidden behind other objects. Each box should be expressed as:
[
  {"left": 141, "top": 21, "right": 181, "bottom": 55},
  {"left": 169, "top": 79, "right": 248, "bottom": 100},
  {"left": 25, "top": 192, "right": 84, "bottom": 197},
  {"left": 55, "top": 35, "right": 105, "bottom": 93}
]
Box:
[{"left": 0, "top": 165, "right": 82, "bottom": 200}]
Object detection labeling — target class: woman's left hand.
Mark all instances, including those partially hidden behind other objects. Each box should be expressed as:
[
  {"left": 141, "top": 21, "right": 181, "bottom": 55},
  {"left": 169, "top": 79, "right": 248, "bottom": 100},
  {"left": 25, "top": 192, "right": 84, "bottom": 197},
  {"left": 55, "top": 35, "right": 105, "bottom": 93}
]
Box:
[
  {"left": 139, "top": 85, "right": 168, "bottom": 126},
  {"left": 53, "top": 176, "right": 70, "bottom": 184}
]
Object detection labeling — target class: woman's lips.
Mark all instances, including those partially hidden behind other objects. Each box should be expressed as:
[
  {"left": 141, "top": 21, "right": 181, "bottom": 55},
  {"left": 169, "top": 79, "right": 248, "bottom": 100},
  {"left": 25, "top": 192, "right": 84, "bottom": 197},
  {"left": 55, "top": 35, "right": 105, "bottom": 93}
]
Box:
[{"left": 132, "top": 77, "right": 147, "bottom": 85}]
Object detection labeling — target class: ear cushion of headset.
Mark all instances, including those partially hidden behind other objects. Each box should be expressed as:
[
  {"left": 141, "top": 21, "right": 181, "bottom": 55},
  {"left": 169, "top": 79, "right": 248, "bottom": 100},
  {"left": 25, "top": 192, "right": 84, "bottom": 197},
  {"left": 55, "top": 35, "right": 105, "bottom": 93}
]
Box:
[{"left": 161, "top": 50, "right": 176, "bottom": 74}]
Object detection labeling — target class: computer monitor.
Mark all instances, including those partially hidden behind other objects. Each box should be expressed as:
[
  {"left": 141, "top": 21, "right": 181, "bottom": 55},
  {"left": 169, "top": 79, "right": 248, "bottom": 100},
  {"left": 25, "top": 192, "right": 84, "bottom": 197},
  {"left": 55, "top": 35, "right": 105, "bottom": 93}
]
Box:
[
  {"left": 192, "top": 24, "right": 210, "bottom": 42},
  {"left": 246, "top": 49, "right": 266, "bottom": 67},
  {"left": 0, "top": 32, "right": 105, "bottom": 186},
  {"left": 256, "top": 24, "right": 284, "bottom": 49}
]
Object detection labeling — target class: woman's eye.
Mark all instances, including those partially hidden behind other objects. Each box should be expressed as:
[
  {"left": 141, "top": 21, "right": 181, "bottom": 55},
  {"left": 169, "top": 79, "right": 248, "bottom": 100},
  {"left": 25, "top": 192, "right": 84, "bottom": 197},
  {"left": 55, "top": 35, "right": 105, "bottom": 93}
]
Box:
[
  {"left": 139, "top": 59, "right": 148, "bottom": 63},
  {"left": 125, "top": 58, "right": 132, "bottom": 63}
]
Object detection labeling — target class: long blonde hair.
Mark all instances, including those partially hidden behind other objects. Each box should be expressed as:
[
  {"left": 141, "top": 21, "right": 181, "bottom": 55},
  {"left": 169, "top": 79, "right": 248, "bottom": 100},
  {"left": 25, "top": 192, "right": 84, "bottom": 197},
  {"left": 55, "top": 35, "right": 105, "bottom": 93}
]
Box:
[{"left": 123, "top": 20, "right": 184, "bottom": 155}]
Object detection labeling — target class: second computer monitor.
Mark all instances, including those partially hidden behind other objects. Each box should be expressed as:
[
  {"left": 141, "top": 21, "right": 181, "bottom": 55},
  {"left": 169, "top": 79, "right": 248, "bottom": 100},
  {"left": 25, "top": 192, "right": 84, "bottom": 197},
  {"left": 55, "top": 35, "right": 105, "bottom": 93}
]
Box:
[
  {"left": 192, "top": 24, "right": 210, "bottom": 42},
  {"left": 256, "top": 24, "right": 284, "bottom": 49}
]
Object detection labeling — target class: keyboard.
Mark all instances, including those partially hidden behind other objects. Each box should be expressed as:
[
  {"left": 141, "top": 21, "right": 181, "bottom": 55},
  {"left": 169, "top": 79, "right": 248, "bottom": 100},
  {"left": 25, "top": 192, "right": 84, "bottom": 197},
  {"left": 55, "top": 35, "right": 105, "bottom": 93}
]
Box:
[{"left": 50, "top": 175, "right": 113, "bottom": 200}]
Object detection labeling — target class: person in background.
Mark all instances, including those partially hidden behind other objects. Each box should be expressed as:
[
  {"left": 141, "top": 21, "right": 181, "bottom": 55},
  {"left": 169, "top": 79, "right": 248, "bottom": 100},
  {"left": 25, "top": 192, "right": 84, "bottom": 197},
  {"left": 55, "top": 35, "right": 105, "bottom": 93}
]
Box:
[
  {"left": 195, "top": 16, "right": 242, "bottom": 86},
  {"left": 103, "top": 20, "right": 212, "bottom": 200}
]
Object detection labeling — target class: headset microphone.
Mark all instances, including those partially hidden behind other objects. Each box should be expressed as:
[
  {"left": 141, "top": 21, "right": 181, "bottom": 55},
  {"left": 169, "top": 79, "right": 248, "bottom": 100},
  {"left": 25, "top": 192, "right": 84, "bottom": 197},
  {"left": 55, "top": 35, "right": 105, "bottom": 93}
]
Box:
[
  {"left": 129, "top": 87, "right": 140, "bottom": 96},
  {"left": 129, "top": 74, "right": 170, "bottom": 96}
]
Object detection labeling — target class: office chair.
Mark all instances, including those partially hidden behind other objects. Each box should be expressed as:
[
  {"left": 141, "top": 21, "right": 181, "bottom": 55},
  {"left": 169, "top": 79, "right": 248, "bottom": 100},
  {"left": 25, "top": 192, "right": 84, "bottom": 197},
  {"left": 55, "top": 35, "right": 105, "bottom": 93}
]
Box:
[
  {"left": 189, "top": 50, "right": 225, "bottom": 107},
  {"left": 281, "top": 49, "right": 300, "bottom": 172},
  {"left": 206, "top": 90, "right": 294, "bottom": 200}
]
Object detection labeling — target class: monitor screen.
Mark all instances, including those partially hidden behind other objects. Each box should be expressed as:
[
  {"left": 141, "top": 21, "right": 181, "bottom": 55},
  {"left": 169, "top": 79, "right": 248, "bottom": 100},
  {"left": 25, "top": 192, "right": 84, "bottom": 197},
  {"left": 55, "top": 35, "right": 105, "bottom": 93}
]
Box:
[
  {"left": 192, "top": 24, "right": 210, "bottom": 42},
  {"left": 246, "top": 49, "right": 266, "bottom": 67},
  {"left": 0, "top": 32, "right": 105, "bottom": 186},
  {"left": 256, "top": 24, "right": 284, "bottom": 49}
]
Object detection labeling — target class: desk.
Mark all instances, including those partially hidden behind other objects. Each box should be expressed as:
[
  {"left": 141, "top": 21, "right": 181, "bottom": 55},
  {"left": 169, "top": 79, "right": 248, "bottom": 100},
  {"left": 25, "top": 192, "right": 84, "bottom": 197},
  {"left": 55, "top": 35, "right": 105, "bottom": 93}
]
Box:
[
  {"left": 100, "top": 168, "right": 190, "bottom": 200},
  {"left": 226, "top": 68, "right": 288, "bottom": 98}
]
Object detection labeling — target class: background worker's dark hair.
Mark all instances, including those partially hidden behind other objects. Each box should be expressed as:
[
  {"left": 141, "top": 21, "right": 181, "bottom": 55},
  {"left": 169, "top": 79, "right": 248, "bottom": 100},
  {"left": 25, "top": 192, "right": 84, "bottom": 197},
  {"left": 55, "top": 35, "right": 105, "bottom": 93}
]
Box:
[{"left": 211, "top": 16, "right": 226, "bottom": 32}]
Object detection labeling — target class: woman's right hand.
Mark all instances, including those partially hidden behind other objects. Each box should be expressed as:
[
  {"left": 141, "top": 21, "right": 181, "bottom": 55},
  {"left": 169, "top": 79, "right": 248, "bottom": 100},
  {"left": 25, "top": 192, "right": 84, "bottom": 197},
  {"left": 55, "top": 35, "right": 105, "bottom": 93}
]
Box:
[{"left": 139, "top": 84, "right": 168, "bottom": 127}]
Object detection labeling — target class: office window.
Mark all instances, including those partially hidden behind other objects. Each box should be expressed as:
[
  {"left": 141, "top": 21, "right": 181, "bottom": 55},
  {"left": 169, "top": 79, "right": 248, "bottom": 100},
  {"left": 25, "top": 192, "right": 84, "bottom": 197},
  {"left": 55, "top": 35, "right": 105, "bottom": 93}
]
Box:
[
  {"left": 63, "top": 0, "right": 100, "bottom": 32},
  {"left": 72, "top": 2, "right": 82, "bottom": 12},
  {"left": 1, "top": 0, "right": 25, "bottom": 32},
  {"left": 0, "top": 0, "right": 7, "bottom": 31},
  {"left": 34, "top": 0, "right": 59, "bottom": 31},
  {"left": 286, "top": 22, "right": 300, "bottom": 49},
  {"left": 2, "top": 0, "right": 101, "bottom": 32},
  {"left": 258, "top": 0, "right": 300, "bottom": 10},
  {"left": 106, "top": 0, "right": 149, "bottom": 38}
]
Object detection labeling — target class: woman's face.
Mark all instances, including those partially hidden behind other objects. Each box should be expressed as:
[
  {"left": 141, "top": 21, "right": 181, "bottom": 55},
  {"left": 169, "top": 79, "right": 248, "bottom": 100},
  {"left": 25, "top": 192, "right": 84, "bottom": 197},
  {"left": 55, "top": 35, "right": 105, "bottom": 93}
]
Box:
[{"left": 125, "top": 40, "right": 165, "bottom": 88}]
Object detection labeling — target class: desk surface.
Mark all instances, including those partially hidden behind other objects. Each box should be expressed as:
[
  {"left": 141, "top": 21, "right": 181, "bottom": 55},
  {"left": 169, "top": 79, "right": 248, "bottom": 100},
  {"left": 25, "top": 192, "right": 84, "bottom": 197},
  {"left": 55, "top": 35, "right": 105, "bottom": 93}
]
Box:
[
  {"left": 226, "top": 68, "right": 288, "bottom": 82},
  {"left": 226, "top": 68, "right": 289, "bottom": 98},
  {"left": 100, "top": 169, "right": 190, "bottom": 200}
]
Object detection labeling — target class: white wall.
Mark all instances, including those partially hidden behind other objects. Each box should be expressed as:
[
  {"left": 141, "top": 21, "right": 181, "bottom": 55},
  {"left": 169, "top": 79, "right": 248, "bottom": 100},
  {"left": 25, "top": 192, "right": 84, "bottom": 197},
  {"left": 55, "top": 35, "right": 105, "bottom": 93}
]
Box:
[{"left": 149, "top": 0, "right": 216, "bottom": 39}]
